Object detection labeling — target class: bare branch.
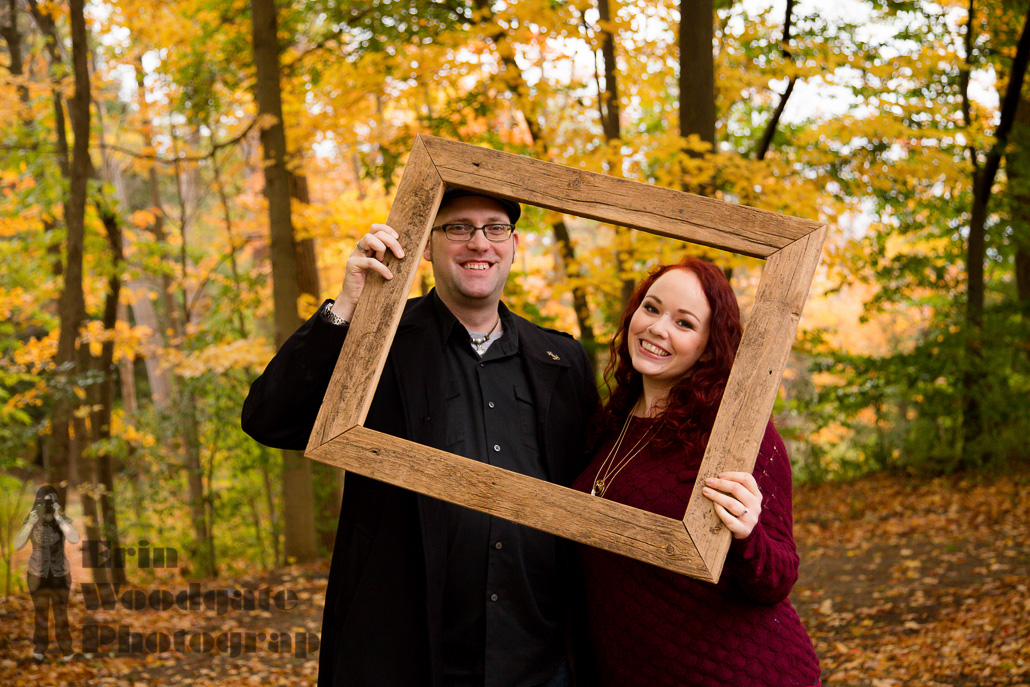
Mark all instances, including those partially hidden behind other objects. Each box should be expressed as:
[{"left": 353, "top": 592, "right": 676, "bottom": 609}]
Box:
[
  {"left": 102, "top": 118, "right": 258, "bottom": 165},
  {"left": 754, "top": 0, "right": 796, "bottom": 160}
]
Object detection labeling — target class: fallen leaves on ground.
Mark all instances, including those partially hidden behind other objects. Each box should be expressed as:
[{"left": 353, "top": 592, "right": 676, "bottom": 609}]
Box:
[
  {"left": 0, "top": 472, "right": 1026, "bottom": 685},
  {"left": 0, "top": 562, "right": 328, "bottom": 686},
  {"left": 793, "top": 472, "right": 1030, "bottom": 686}
]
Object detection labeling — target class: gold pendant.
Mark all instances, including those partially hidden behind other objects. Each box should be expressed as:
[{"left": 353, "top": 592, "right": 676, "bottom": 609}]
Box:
[{"left": 592, "top": 479, "right": 605, "bottom": 497}]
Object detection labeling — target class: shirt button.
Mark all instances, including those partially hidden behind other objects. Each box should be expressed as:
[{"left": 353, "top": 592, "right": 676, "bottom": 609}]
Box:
[
  {"left": 488, "top": 401, "right": 495, "bottom": 408},
  {"left": 494, "top": 541, "right": 503, "bottom": 550},
  {"left": 493, "top": 444, "right": 501, "bottom": 452},
  {"left": 490, "top": 593, "right": 499, "bottom": 602}
]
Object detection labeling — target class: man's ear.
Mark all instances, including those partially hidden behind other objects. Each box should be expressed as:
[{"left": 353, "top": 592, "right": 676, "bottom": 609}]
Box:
[
  {"left": 423, "top": 232, "right": 433, "bottom": 262},
  {"left": 511, "top": 231, "right": 520, "bottom": 263}
]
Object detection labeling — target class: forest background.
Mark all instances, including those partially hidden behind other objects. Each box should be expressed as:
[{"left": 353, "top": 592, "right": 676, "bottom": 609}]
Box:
[{"left": 0, "top": 0, "right": 1028, "bottom": 684}]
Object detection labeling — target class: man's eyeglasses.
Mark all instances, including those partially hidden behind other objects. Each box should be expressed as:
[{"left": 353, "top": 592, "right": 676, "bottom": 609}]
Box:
[{"left": 433, "top": 223, "right": 515, "bottom": 242}]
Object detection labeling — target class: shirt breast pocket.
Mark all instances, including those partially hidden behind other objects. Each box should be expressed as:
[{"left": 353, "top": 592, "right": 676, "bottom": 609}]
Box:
[
  {"left": 444, "top": 379, "right": 465, "bottom": 452},
  {"left": 513, "top": 385, "right": 539, "bottom": 452}
]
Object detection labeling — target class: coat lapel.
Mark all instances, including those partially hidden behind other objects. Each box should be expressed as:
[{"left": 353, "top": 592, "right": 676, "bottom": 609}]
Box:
[
  {"left": 384, "top": 294, "right": 449, "bottom": 682},
  {"left": 515, "top": 318, "right": 572, "bottom": 482},
  {"left": 388, "top": 296, "right": 447, "bottom": 448}
]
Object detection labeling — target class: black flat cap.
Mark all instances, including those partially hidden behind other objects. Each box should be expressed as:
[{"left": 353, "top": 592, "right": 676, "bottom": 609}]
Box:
[{"left": 440, "top": 187, "right": 521, "bottom": 224}]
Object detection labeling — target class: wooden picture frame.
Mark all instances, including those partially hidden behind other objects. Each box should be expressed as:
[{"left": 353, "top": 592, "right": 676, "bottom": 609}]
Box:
[{"left": 304, "top": 135, "right": 827, "bottom": 582}]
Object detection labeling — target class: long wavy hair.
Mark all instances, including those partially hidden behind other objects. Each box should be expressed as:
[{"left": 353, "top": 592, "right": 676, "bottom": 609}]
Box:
[{"left": 596, "top": 257, "right": 743, "bottom": 453}]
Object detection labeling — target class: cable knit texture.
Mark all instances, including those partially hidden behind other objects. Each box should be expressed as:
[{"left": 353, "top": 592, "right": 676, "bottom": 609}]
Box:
[{"left": 572, "top": 419, "right": 820, "bottom": 687}]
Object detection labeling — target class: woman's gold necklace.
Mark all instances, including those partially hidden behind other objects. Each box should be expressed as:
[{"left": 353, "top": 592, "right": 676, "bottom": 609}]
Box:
[{"left": 591, "top": 400, "right": 663, "bottom": 498}]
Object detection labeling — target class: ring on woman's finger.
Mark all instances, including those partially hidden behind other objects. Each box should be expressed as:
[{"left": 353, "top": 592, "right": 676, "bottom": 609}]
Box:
[{"left": 357, "top": 241, "right": 371, "bottom": 255}]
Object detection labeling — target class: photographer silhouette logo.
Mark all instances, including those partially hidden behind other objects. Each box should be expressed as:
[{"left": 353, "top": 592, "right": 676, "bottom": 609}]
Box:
[{"left": 13, "top": 484, "right": 80, "bottom": 662}]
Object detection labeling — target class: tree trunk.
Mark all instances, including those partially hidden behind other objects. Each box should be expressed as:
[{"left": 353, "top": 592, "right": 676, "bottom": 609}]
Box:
[
  {"left": 89, "top": 71, "right": 134, "bottom": 586},
  {"left": 291, "top": 168, "right": 343, "bottom": 552},
  {"left": 50, "top": 0, "right": 92, "bottom": 507},
  {"left": 116, "top": 302, "right": 138, "bottom": 415},
  {"left": 168, "top": 142, "right": 217, "bottom": 578},
  {"left": 597, "top": 0, "right": 621, "bottom": 146},
  {"left": 678, "top": 0, "right": 715, "bottom": 152},
  {"left": 213, "top": 152, "right": 250, "bottom": 337},
  {"left": 1010, "top": 92, "right": 1030, "bottom": 313},
  {"left": 260, "top": 446, "right": 282, "bottom": 568},
  {"left": 126, "top": 283, "right": 173, "bottom": 407},
  {"left": 596, "top": 0, "right": 635, "bottom": 307},
  {"left": 289, "top": 170, "right": 322, "bottom": 303},
  {"left": 87, "top": 207, "right": 127, "bottom": 585},
  {"left": 554, "top": 220, "right": 599, "bottom": 371},
  {"left": 1, "top": 0, "right": 29, "bottom": 111},
  {"left": 123, "top": 63, "right": 174, "bottom": 408},
  {"left": 1018, "top": 242, "right": 1030, "bottom": 308},
  {"left": 960, "top": 1, "right": 1030, "bottom": 462},
  {"left": 252, "top": 0, "right": 318, "bottom": 563}
]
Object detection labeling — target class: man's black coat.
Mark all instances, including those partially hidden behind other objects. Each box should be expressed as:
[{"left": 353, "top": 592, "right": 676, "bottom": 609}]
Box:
[{"left": 242, "top": 293, "right": 600, "bottom": 686}]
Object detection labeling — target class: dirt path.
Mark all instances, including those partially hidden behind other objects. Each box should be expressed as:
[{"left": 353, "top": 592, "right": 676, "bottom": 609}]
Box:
[{"left": 0, "top": 473, "right": 1026, "bottom": 686}]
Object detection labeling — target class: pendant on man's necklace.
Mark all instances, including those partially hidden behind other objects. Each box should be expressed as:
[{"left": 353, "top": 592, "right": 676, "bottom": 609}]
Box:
[
  {"left": 591, "top": 479, "right": 605, "bottom": 497},
  {"left": 470, "top": 334, "right": 489, "bottom": 356}
]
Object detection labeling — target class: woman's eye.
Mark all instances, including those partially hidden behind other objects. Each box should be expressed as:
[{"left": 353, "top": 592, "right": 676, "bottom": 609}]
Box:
[
  {"left": 677, "top": 320, "right": 692, "bottom": 329},
  {"left": 643, "top": 303, "right": 658, "bottom": 313}
]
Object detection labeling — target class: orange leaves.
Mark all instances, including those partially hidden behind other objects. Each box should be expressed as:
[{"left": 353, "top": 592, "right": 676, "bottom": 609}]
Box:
[
  {"left": 794, "top": 473, "right": 1030, "bottom": 685},
  {"left": 129, "top": 209, "right": 160, "bottom": 229}
]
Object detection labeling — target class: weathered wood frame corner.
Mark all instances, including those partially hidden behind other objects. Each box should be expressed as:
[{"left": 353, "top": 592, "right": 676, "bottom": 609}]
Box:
[{"left": 304, "top": 134, "right": 827, "bottom": 582}]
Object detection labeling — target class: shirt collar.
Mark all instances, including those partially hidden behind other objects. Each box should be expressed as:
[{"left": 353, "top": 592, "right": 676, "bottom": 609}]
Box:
[{"left": 429, "top": 288, "right": 519, "bottom": 356}]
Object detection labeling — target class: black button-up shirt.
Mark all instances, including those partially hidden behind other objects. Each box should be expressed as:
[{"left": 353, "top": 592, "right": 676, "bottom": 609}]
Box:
[{"left": 432, "top": 293, "right": 563, "bottom": 687}]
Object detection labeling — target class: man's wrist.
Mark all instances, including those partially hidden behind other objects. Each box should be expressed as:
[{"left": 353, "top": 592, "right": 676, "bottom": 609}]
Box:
[{"left": 321, "top": 300, "right": 350, "bottom": 327}]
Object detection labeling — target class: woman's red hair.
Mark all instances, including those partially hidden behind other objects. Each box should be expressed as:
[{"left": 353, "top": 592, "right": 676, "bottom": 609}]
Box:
[{"left": 597, "top": 257, "right": 743, "bottom": 452}]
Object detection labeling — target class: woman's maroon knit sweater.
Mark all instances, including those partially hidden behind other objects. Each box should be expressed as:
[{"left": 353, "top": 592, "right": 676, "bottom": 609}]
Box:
[{"left": 572, "top": 419, "right": 821, "bottom": 687}]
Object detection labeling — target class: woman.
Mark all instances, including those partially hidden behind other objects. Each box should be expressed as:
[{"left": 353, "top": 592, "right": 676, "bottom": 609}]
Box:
[
  {"left": 572, "top": 257, "right": 820, "bottom": 686},
  {"left": 14, "top": 485, "right": 79, "bottom": 662}
]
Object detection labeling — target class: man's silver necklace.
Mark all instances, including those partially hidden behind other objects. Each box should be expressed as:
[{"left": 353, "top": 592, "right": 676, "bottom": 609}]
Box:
[{"left": 469, "top": 315, "right": 501, "bottom": 356}]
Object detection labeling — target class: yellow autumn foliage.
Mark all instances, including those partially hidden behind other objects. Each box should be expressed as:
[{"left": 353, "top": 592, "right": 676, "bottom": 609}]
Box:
[
  {"left": 166, "top": 339, "right": 276, "bottom": 378},
  {"left": 12, "top": 331, "right": 59, "bottom": 373}
]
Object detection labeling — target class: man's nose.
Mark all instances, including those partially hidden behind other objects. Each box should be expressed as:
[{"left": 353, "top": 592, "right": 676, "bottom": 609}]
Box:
[{"left": 465, "top": 228, "right": 491, "bottom": 249}]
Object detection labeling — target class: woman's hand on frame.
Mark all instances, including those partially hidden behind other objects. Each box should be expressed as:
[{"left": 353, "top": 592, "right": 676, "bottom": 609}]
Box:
[{"left": 703, "top": 471, "right": 762, "bottom": 540}]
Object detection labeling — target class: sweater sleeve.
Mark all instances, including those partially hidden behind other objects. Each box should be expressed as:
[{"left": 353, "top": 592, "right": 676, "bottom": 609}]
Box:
[
  {"left": 241, "top": 300, "right": 350, "bottom": 450},
  {"left": 723, "top": 422, "right": 800, "bottom": 605}
]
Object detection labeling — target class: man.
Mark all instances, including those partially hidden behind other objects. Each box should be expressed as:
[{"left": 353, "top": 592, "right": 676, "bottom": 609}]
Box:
[{"left": 242, "top": 187, "right": 599, "bottom": 686}]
